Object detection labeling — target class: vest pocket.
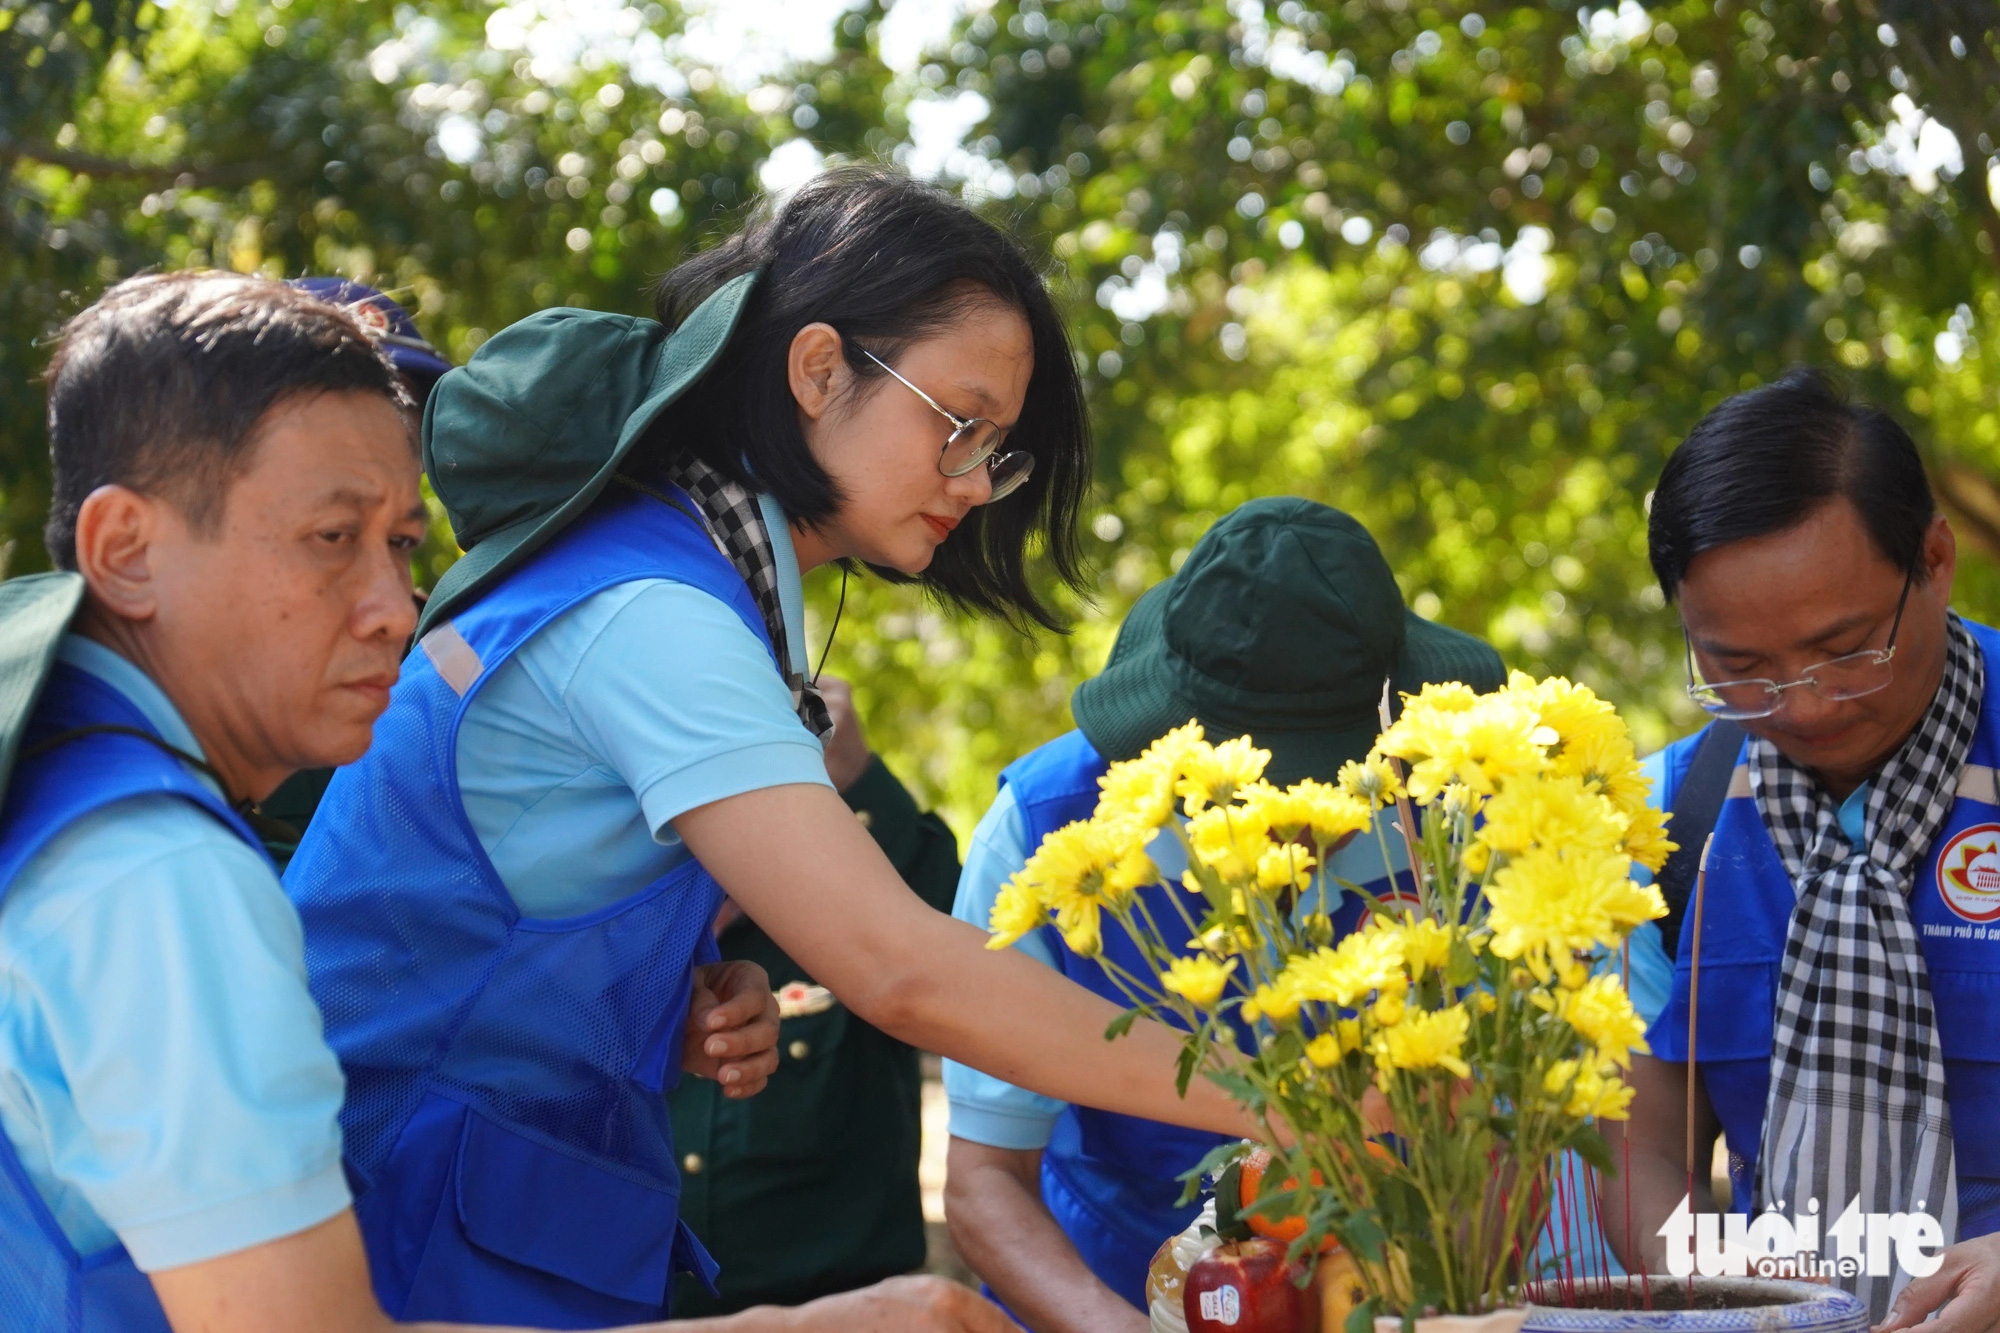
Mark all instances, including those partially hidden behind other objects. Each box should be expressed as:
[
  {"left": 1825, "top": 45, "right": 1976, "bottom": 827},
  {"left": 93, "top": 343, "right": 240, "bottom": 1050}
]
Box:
[
  {"left": 454, "top": 1111, "right": 681, "bottom": 1305},
  {"left": 386, "top": 1098, "right": 700, "bottom": 1327}
]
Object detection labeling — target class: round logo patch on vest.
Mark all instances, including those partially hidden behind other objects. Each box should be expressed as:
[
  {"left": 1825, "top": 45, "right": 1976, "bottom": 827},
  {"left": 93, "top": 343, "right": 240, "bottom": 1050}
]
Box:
[{"left": 1936, "top": 822, "right": 2000, "bottom": 923}]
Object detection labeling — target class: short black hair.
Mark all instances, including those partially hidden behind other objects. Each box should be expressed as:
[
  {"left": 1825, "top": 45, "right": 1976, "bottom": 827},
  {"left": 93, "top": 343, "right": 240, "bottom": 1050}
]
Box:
[
  {"left": 643, "top": 166, "right": 1090, "bottom": 631},
  {"left": 1648, "top": 367, "right": 1935, "bottom": 600},
  {"left": 44, "top": 271, "right": 414, "bottom": 570}
]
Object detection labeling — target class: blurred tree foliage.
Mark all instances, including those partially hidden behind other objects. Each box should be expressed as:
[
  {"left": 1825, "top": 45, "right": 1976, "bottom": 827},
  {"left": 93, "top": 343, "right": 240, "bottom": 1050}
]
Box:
[{"left": 6, "top": 0, "right": 2000, "bottom": 832}]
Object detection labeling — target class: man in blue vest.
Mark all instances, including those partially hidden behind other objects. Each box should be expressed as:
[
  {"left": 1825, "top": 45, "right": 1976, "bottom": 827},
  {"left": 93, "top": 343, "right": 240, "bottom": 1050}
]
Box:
[
  {"left": 1603, "top": 369, "right": 2000, "bottom": 1329},
  {"left": 941, "top": 498, "right": 1507, "bottom": 1331},
  {"left": 0, "top": 271, "right": 997, "bottom": 1333}
]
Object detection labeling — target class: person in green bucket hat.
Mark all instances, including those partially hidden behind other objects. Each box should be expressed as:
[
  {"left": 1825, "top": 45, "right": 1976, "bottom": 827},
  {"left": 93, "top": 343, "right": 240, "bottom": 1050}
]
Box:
[
  {"left": 281, "top": 166, "right": 1280, "bottom": 1329},
  {"left": 940, "top": 497, "right": 1508, "bottom": 1333}
]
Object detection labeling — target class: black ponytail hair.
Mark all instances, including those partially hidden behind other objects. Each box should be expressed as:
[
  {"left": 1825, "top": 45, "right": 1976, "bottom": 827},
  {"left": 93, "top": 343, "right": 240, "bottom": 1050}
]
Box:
[{"left": 644, "top": 165, "right": 1090, "bottom": 631}]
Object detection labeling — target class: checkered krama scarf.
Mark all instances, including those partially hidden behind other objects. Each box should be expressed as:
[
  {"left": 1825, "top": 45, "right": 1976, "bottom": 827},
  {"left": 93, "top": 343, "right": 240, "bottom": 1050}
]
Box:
[
  {"left": 662, "top": 456, "right": 833, "bottom": 740},
  {"left": 1749, "top": 613, "right": 1978, "bottom": 1320}
]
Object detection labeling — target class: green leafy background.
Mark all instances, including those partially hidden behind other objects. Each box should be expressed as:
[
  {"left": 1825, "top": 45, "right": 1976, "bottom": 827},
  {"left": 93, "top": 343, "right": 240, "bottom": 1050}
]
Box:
[{"left": 7, "top": 0, "right": 1999, "bottom": 836}]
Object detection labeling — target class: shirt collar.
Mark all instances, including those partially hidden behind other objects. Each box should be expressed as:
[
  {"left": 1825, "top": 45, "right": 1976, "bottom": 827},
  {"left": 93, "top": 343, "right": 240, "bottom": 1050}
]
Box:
[
  {"left": 756, "top": 492, "right": 810, "bottom": 679},
  {"left": 57, "top": 634, "right": 221, "bottom": 797}
]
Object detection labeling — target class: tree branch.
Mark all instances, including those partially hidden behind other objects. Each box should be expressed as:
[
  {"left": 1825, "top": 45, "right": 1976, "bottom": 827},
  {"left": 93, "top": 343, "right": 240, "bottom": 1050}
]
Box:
[
  {"left": 1932, "top": 462, "right": 2000, "bottom": 565},
  {"left": 0, "top": 140, "right": 253, "bottom": 187}
]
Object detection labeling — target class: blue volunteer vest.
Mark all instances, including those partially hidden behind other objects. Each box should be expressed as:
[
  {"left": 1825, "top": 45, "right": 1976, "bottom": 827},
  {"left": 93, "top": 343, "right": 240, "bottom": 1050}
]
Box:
[
  {"left": 1651, "top": 618, "right": 2000, "bottom": 1236},
  {"left": 284, "top": 486, "right": 765, "bottom": 1326},
  {"left": 0, "top": 663, "right": 271, "bottom": 1333},
  {"left": 998, "top": 731, "right": 1376, "bottom": 1309}
]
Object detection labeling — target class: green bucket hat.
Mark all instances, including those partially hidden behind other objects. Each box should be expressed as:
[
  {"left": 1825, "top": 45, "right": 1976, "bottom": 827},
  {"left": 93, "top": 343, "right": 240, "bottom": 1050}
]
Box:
[
  {"left": 0, "top": 572, "right": 85, "bottom": 812},
  {"left": 417, "top": 271, "right": 759, "bottom": 635},
  {"left": 1071, "top": 498, "right": 1505, "bottom": 787}
]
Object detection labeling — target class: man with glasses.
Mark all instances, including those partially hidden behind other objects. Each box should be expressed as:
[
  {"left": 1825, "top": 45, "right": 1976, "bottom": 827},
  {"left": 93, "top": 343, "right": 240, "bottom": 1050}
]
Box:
[{"left": 1599, "top": 370, "right": 2000, "bottom": 1331}]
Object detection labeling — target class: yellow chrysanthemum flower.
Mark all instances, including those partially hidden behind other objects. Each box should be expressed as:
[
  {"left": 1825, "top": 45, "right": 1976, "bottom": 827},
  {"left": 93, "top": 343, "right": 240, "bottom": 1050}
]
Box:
[
  {"left": 1054, "top": 897, "right": 1102, "bottom": 958},
  {"left": 1337, "top": 1016, "right": 1364, "bottom": 1053},
  {"left": 1177, "top": 736, "right": 1272, "bottom": 813},
  {"left": 1186, "top": 802, "right": 1275, "bottom": 883},
  {"left": 1396, "top": 915, "right": 1454, "bottom": 981},
  {"left": 1161, "top": 955, "right": 1237, "bottom": 1009},
  {"left": 1247, "top": 779, "right": 1373, "bottom": 848},
  {"left": 1372, "top": 989, "right": 1406, "bottom": 1026},
  {"left": 1484, "top": 844, "right": 1667, "bottom": 961},
  {"left": 1246, "top": 978, "right": 1302, "bottom": 1024},
  {"left": 1510, "top": 672, "right": 1630, "bottom": 771},
  {"left": 1277, "top": 923, "right": 1409, "bottom": 1009},
  {"left": 1372, "top": 1002, "right": 1472, "bottom": 1078},
  {"left": 1560, "top": 973, "right": 1652, "bottom": 1069},
  {"left": 1017, "top": 819, "right": 1159, "bottom": 914},
  {"left": 1543, "top": 1058, "right": 1635, "bottom": 1120},
  {"left": 1379, "top": 691, "right": 1548, "bottom": 801},
  {"left": 1475, "top": 773, "right": 1627, "bottom": 861},
  {"left": 1338, "top": 754, "right": 1404, "bottom": 808},
  {"left": 1304, "top": 1031, "right": 1343, "bottom": 1068},
  {"left": 1256, "top": 843, "right": 1317, "bottom": 896},
  {"left": 1096, "top": 754, "right": 1179, "bottom": 831},
  {"left": 985, "top": 876, "right": 1048, "bottom": 950},
  {"left": 1621, "top": 804, "right": 1677, "bottom": 875}
]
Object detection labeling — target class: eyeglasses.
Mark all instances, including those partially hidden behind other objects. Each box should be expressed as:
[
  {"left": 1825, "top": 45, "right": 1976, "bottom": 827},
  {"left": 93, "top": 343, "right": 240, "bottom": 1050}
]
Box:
[
  {"left": 1683, "top": 570, "right": 1915, "bottom": 720},
  {"left": 857, "top": 347, "right": 1035, "bottom": 503}
]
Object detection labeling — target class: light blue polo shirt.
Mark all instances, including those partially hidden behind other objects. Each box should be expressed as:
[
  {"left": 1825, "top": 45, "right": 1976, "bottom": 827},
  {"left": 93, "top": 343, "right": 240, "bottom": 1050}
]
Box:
[
  {"left": 455, "top": 493, "right": 833, "bottom": 916},
  {"left": 0, "top": 636, "right": 349, "bottom": 1270}
]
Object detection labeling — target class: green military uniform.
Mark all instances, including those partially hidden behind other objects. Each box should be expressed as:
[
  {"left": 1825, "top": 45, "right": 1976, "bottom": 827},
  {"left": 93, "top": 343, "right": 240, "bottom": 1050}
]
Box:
[{"left": 669, "top": 754, "right": 962, "bottom": 1315}]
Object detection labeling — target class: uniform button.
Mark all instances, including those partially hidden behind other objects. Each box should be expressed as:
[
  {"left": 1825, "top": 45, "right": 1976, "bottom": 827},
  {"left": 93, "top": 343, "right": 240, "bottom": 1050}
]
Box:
[
  {"left": 855, "top": 809, "right": 874, "bottom": 829},
  {"left": 682, "top": 1153, "right": 704, "bottom": 1174},
  {"left": 788, "top": 1039, "right": 811, "bottom": 1060}
]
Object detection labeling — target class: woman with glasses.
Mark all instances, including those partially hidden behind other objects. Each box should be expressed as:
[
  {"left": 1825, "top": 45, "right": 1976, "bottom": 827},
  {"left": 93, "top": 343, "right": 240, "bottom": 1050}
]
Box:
[
  {"left": 282, "top": 168, "right": 1267, "bottom": 1329},
  {"left": 1597, "top": 369, "right": 2000, "bottom": 1328}
]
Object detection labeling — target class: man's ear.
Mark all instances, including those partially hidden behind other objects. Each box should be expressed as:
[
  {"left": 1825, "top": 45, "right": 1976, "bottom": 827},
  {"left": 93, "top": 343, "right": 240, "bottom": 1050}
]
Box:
[
  {"left": 72, "top": 484, "right": 165, "bottom": 623},
  {"left": 787, "top": 322, "right": 849, "bottom": 424},
  {"left": 1924, "top": 513, "right": 1958, "bottom": 598}
]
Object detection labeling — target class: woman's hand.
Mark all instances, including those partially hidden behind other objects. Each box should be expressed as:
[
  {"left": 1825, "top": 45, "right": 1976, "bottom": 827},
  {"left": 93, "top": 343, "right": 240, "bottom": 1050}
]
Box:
[{"left": 682, "top": 960, "right": 781, "bottom": 1098}]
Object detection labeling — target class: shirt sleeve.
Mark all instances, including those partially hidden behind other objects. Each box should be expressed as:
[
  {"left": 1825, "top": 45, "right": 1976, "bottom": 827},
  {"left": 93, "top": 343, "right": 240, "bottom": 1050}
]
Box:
[
  {"left": 1616, "top": 748, "right": 1676, "bottom": 1024},
  {"left": 0, "top": 796, "right": 350, "bottom": 1271},
  {"left": 942, "top": 786, "right": 1068, "bottom": 1151},
  {"left": 559, "top": 580, "right": 833, "bottom": 839}
]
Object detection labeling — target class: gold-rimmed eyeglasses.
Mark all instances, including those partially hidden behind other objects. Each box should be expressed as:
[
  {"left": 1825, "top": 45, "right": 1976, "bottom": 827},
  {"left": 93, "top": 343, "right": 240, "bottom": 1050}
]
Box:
[
  {"left": 1683, "top": 569, "right": 1915, "bottom": 720},
  {"left": 857, "top": 347, "right": 1035, "bottom": 503}
]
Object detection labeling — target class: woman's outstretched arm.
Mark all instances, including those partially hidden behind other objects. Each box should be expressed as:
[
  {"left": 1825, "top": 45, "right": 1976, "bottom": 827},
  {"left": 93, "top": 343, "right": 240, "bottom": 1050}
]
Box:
[{"left": 675, "top": 781, "right": 1260, "bottom": 1139}]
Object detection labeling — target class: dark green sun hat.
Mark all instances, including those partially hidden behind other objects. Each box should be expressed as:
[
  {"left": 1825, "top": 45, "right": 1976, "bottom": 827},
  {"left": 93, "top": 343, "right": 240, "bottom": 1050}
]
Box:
[
  {"left": 1071, "top": 498, "right": 1505, "bottom": 787},
  {"left": 416, "top": 271, "right": 759, "bottom": 635}
]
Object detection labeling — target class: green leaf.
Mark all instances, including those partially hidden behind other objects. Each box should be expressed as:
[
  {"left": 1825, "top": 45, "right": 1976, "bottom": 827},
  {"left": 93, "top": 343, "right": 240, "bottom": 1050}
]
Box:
[
  {"left": 1572, "top": 1125, "right": 1616, "bottom": 1175},
  {"left": 1213, "top": 1160, "right": 1252, "bottom": 1239},
  {"left": 1103, "top": 1005, "right": 1141, "bottom": 1041},
  {"left": 1446, "top": 936, "right": 1482, "bottom": 987},
  {"left": 1346, "top": 1295, "right": 1382, "bottom": 1333}
]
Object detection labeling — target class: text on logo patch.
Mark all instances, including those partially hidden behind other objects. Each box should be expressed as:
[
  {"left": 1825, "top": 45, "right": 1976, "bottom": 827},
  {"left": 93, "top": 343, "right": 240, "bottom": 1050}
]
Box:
[{"left": 1936, "top": 822, "right": 2000, "bottom": 924}]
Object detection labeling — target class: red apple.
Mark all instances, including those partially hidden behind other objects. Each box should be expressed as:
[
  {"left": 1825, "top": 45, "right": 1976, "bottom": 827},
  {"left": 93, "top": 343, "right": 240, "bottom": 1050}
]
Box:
[{"left": 1184, "top": 1237, "right": 1321, "bottom": 1333}]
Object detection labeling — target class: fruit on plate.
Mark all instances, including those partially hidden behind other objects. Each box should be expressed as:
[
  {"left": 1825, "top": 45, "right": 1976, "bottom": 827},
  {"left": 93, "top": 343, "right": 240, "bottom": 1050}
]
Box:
[
  {"left": 1236, "top": 1148, "right": 1323, "bottom": 1244},
  {"left": 1148, "top": 1200, "right": 1222, "bottom": 1333},
  {"left": 1312, "top": 1247, "right": 1367, "bottom": 1333},
  {"left": 1184, "top": 1237, "right": 1320, "bottom": 1333},
  {"left": 1235, "top": 1143, "right": 1398, "bottom": 1246}
]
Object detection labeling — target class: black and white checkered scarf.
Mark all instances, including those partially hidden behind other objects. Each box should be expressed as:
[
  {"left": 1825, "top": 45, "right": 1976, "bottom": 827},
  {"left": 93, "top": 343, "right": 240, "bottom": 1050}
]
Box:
[
  {"left": 1750, "top": 614, "right": 1977, "bottom": 1319},
  {"left": 661, "top": 456, "right": 832, "bottom": 740}
]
